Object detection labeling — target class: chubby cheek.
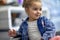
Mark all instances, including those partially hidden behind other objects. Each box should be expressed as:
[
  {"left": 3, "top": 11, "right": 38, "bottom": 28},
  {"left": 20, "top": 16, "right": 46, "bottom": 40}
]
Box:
[
  {"left": 39, "top": 11, "right": 42, "bottom": 15},
  {"left": 33, "top": 11, "right": 42, "bottom": 17},
  {"left": 31, "top": 13, "right": 40, "bottom": 19}
]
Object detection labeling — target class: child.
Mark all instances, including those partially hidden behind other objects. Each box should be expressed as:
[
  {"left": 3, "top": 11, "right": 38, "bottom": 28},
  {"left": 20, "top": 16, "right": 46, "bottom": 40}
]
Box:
[{"left": 8, "top": 0, "right": 56, "bottom": 40}]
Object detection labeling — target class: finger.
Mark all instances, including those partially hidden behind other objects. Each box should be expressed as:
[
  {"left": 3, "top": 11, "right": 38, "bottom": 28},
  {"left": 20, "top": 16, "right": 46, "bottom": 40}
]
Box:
[
  {"left": 13, "top": 29, "right": 16, "bottom": 34},
  {"left": 8, "top": 30, "right": 13, "bottom": 36}
]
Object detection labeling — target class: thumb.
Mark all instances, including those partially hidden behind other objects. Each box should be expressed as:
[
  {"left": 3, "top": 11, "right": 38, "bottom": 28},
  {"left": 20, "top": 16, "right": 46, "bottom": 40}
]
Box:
[{"left": 13, "top": 29, "right": 16, "bottom": 34}]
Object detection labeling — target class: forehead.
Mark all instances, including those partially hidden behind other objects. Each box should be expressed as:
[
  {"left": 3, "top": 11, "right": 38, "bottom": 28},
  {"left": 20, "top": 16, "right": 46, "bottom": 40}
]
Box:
[{"left": 31, "top": 2, "right": 42, "bottom": 7}]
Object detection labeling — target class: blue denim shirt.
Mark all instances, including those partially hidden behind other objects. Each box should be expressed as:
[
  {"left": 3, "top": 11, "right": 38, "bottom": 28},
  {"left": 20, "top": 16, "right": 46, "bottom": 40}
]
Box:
[{"left": 17, "top": 16, "right": 56, "bottom": 40}]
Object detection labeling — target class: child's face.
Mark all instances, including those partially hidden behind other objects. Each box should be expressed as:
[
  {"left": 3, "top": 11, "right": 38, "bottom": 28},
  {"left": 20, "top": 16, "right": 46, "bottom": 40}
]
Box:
[{"left": 26, "top": 2, "right": 42, "bottom": 20}]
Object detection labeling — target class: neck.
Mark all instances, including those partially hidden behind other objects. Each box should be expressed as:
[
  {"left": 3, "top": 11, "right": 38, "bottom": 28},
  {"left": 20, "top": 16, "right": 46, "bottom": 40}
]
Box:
[{"left": 28, "top": 17, "right": 36, "bottom": 22}]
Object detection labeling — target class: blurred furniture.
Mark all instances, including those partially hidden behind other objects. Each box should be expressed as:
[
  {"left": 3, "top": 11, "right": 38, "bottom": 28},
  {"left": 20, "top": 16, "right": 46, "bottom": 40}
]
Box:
[{"left": 0, "top": 6, "right": 26, "bottom": 40}]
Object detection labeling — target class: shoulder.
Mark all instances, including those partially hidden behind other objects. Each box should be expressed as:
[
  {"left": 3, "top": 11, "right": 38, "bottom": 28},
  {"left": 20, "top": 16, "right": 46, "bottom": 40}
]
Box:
[
  {"left": 39, "top": 16, "right": 54, "bottom": 27},
  {"left": 20, "top": 20, "right": 28, "bottom": 27},
  {"left": 40, "top": 16, "right": 52, "bottom": 23},
  {"left": 38, "top": 16, "right": 48, "bottom": 22},
  {"left": 40, "top": 16, "right": 48, "bottom": 20}
]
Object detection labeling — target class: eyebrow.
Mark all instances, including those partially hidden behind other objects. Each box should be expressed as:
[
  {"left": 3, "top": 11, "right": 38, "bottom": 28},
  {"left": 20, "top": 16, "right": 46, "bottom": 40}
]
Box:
[{"left": 31, "top": 6, "right": 42, "bottom": 9}]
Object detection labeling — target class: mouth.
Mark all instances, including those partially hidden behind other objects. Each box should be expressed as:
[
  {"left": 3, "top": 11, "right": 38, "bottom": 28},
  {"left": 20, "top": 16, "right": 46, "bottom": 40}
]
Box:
[
  {"left": 35, "top": 14, "right": 40, "bottom": 17},
  {"left": 35, "top": 15, "right": 40, "bottom": 18}
]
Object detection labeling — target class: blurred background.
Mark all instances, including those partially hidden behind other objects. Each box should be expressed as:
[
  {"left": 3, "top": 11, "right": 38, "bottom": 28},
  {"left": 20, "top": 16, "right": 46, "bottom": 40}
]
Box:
[{"left": 0, "top": 0, "right": 60, "bottom": 40}]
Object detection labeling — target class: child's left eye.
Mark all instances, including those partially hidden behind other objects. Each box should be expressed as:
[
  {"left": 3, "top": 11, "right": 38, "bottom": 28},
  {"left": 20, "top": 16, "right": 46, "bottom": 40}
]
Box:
[{"left": 39, "top": 8, "right": 42, "bottom": 11}]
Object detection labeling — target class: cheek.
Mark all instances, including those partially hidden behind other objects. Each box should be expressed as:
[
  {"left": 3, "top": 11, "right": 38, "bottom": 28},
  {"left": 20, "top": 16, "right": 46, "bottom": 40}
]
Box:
[
  {"left": 40, "top": 11, "right": 42, "bottom": 15},
  {"left": 32, "top": 11, "right": 37, "bottom": 14},
  {"left": 27, "top": 11, "right": 33, "bottom": 17},
  {"left": 34, "top": 11, "right": 38, "bottom": 13},
  {"left": 28, "top": 10, "right": 35, "bottom": 16}
]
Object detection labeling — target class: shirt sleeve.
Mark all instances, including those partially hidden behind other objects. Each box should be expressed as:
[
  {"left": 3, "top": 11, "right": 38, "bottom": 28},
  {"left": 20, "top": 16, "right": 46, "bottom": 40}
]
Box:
[{"left": 42, "top": 16, "right": 56, "bottom": 40}]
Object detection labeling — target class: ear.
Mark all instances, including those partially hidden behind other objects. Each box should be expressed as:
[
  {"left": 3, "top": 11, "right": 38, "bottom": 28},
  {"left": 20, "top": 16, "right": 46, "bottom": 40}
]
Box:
[
  {"left": 25, "top": 7, "right": 29, "bottom": 13},
  {"left": 25, "top": 7, "right": 28, "bottom": 11}
]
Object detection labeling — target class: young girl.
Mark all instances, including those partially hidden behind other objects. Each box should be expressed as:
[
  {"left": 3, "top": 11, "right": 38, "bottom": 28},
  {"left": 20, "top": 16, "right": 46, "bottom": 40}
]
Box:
[{"left": 8, "top": 0, "right": 56, "bottom": 40}]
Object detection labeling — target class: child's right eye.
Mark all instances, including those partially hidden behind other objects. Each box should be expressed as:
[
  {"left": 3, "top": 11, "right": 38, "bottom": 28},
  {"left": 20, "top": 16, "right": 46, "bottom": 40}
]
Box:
[{"left": 33, "top": 8, "right": 38, "bottom": 10}]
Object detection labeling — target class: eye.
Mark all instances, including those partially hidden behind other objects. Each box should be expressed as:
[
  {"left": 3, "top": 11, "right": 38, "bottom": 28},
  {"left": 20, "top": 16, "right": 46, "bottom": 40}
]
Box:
[
  {"left": 39, "top": 8, "right": 42, "bottom": 11},
  {"left": 32, "top": 8, "right": 38, "bottom": 10}
]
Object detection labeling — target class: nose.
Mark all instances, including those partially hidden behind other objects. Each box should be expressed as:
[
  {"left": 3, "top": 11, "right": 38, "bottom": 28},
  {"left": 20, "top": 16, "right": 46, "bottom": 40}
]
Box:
[{"left": 37, "top": 10, "right": 41, "bottom": 14}]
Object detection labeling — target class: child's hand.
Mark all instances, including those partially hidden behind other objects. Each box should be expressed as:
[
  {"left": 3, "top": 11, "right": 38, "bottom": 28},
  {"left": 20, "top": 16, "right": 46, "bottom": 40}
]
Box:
[
  {"left": 8, "top": 29, "right": 17, "bottom": 37},
  {"left": 49, "top": 36, "right": 60, "bottom": 40}
]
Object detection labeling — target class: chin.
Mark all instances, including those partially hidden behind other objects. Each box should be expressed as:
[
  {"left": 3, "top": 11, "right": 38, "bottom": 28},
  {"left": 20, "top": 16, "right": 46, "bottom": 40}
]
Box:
[{"left": 34, "top": 17, "right": 40, "bottom": 20}]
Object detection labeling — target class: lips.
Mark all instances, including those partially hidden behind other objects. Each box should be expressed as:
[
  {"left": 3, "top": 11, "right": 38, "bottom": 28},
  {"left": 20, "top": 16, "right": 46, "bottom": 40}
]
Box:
[
  {"left": 35, "top": 13, "right": 41, "bottom": 17},
  {"left": 36, "top": 14, "right": 39, "bottom": 16}
]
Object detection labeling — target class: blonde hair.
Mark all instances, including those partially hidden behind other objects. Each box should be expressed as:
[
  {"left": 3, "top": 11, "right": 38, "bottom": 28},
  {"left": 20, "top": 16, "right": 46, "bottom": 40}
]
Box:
[{"left": 22, "top": 0, "right": 41, "bottom": 8}]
